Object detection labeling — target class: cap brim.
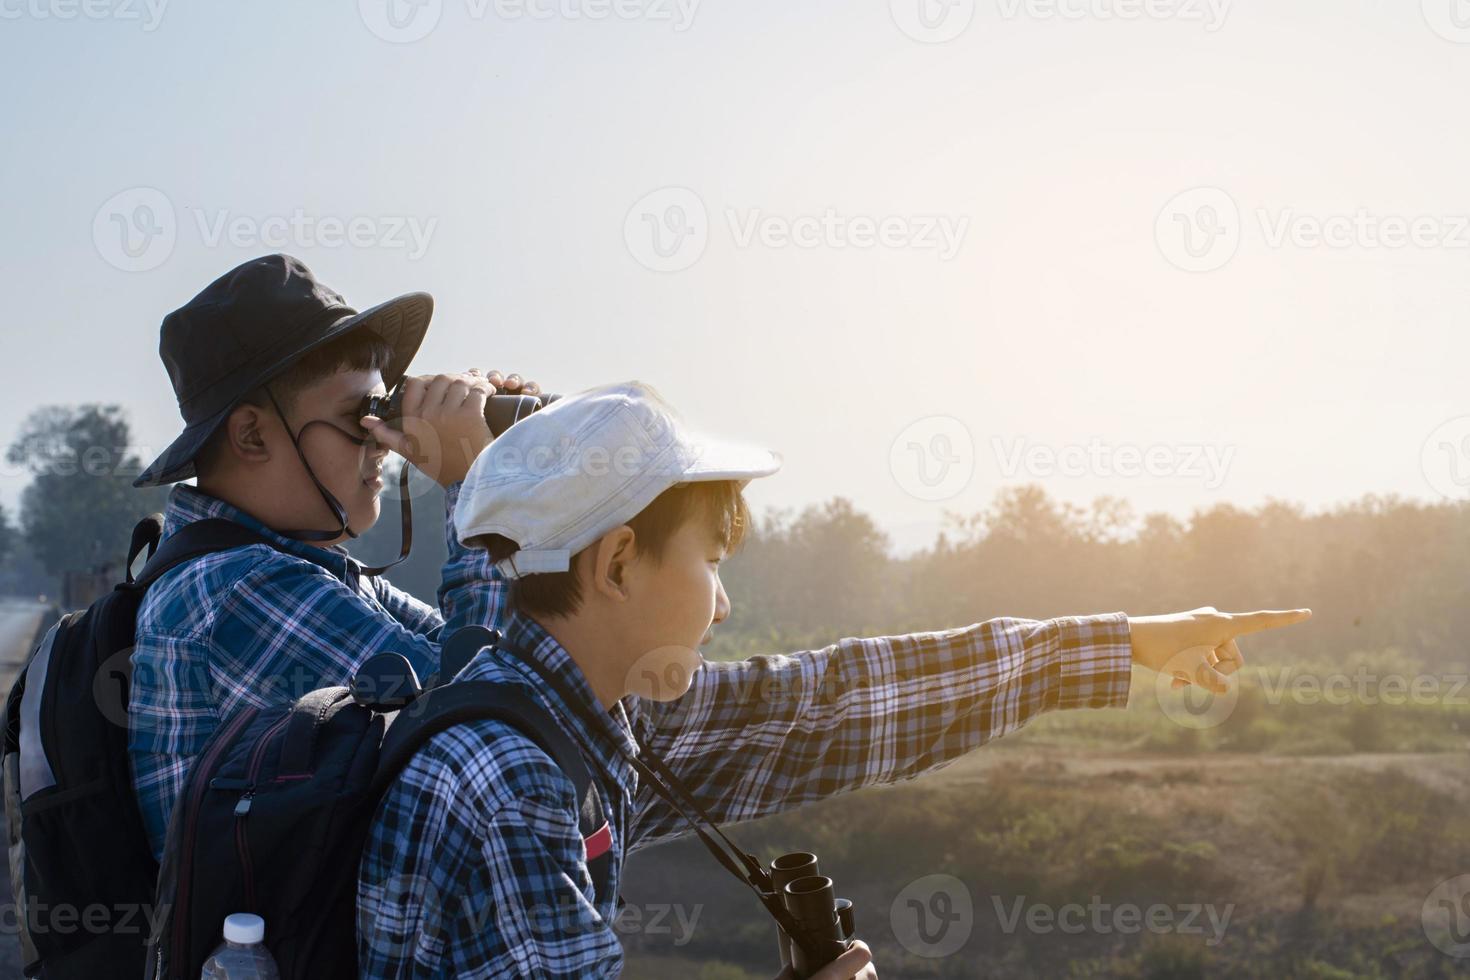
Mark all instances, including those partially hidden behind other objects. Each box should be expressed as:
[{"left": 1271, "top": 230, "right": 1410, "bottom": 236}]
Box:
[
  {"left": 680, "top": 438, "right": 783, "bottom": 483},
  {"left": 132, "top": 291, "right": 433, "bottom": 488}
]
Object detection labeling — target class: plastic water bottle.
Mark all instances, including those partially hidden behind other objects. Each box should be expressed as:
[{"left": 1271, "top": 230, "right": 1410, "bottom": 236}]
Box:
[{"left": 200, "top": 913, "right": 280, "bottom": 979}]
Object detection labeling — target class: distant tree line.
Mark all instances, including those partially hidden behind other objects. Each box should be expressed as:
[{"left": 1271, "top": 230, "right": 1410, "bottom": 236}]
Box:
[
  {"left": 715, "top": 486, "right": 1467, "bottom": 671},
  {"left": 4, "top": 404, "right": 1465, "bottom": 674}
]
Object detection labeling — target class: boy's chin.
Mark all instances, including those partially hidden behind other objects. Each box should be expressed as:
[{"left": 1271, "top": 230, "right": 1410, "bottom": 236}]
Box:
[
  {"left": 624, "top": 646, "right": 705, "bottom": 701},
  {"left": 351, "top": 492, "right": 382, "bottom": 530}
]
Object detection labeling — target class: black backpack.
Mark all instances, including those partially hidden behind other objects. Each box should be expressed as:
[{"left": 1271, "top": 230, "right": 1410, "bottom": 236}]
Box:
[
  {"left": 1, "top": 513, "right": 283, "bottom": 980},
  {"left": 142, "top": 628, "right": 613, "bottom": 980}
]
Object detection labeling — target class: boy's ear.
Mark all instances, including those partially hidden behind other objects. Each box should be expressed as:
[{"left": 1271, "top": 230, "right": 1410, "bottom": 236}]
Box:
[
  {"left": 588, "top": 525, "right": 638, "bottom": 601},
  {"left": 222, "top": 405, "right": 271, "bottom": 465}
]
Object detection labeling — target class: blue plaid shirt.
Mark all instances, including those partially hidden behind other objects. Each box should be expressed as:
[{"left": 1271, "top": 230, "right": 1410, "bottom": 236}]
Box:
[
  {"left": 127, "top": 481, "right": 506, "bottom": 858},
  {"left": 357, "top": 609, "right": 1133, "bottom": 978}
]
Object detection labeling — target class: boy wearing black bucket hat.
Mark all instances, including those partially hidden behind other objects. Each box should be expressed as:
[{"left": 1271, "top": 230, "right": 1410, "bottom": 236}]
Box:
[{"left": 128, "top": 253, "right": 533, "bottom": 858}]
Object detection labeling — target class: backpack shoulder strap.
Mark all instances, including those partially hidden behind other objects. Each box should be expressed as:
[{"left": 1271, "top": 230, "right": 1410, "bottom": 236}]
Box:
[
  {"left": 127, "top": 518, "right": 280, "bottom": 591},
  {"left": 373, "top": 680, "right": 613, "bottom": 904}
]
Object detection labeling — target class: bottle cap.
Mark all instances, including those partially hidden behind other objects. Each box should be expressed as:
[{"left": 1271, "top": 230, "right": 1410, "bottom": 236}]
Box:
[{"left": 222, "top": 913, "right": 265, "bottom": 945}]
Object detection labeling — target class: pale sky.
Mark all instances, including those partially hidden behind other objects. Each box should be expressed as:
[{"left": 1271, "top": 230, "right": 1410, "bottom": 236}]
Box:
[{"left": 2, "top": 0, "right": 1467, "bottom": 552}]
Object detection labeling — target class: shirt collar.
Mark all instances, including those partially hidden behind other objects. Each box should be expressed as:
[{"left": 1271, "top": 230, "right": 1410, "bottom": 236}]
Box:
[
  {"left": 162, "top": 483, "right": 362, "bottom": 584},
  {"left": 482, "top": 612, "right": 640, "bottom": 790}
]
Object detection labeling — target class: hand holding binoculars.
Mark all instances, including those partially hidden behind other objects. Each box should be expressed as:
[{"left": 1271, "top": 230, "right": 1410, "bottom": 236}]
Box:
[{"left": 359, "top": 386, "right": 561, "bottom": 440}]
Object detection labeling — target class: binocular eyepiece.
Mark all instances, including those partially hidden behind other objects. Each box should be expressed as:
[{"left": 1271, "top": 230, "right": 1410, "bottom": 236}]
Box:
[
  {"left": 769, "top": 852, "right": 857, "bottom": 978},
  {"left": 360, "top": 387, "right": 561, "bottom": 439}
]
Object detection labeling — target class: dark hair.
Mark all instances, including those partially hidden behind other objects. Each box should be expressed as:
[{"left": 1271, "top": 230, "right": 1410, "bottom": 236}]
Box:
[
  {"left": 196, "top": 329, "right": 395, "bottom": 478},
  {"left": 471, "top": 480, "right": 750, "bottom": 619}
]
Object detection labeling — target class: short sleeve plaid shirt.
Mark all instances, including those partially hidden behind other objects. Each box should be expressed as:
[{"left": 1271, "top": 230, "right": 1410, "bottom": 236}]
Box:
[{"left": 127, "top": 480, "right": 506, "bottom": 858}]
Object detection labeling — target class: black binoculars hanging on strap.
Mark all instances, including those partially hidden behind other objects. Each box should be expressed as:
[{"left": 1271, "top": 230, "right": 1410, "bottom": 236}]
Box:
[{"left": 769, "top": 852, "right": 858, "bottom": 977}]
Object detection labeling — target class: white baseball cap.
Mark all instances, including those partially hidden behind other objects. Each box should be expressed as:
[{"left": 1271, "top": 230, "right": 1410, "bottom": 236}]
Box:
[{"left": 454, "top": 381, "right": 781, "bottom": 579}]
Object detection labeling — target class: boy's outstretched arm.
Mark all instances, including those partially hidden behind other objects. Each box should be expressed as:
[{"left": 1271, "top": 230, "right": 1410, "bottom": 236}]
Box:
[{"left": 628, "top": 607, "right": 1310, "bottom": 848}]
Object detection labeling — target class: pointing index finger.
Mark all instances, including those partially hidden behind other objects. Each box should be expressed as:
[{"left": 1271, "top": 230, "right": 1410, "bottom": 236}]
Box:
[{"left": 1227, "top": 609, "right": 1313, "bottom": 635}]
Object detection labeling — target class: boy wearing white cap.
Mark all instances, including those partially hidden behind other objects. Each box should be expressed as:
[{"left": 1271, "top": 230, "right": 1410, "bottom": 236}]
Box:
[{"left": 356, "top": 381, "right": 1310, "bottom": 979}]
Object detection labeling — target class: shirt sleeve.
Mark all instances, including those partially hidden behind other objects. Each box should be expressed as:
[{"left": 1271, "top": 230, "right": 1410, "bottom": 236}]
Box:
[
  {"left": 210, "top": 481, "right": 508, "bottom": 705},
  {"left": 211, "top": 560, "right": 451, "bottom": 704},
  {"left": 127, "top": 627, "right": 213, "bottom": 857},
  {"left": 369, "top": 480, "right": 507, "bottom": 637},
  {"left": 627, "top": 614, "right": 1133, "bottom": 851},
  {"left": 372, "top": 578, "right": 441, "bottom": 635},
  {"left": 358, "top": 724, "right": 622, "bottom": 979},
  {"left": 132, "top": 483, "right": 509, "bottom": 860}
]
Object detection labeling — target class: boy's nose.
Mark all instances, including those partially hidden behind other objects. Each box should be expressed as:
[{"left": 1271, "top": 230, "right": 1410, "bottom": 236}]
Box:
[{"left": 713, "top": 580, "right": 731, "bottom": 624}]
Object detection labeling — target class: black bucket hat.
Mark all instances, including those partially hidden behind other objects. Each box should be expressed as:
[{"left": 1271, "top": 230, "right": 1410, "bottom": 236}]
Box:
[{"left": 133, "top": 253, "right": 432, "bottom": 488}]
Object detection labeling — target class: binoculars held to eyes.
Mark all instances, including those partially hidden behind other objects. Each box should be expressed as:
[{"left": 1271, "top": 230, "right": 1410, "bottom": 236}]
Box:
[{"left": 359, "top": 387, "right": 562, "bottom": 439}]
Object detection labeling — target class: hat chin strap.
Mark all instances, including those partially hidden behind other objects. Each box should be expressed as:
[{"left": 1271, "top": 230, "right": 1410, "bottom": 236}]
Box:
[{"left": 263, "top": 385, "right": 412, "bottom": 578}]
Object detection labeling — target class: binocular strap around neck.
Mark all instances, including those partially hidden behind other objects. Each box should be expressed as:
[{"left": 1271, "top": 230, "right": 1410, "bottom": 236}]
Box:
[{"left": 494, "top": 641, "right": 813, "bottom": 945}]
